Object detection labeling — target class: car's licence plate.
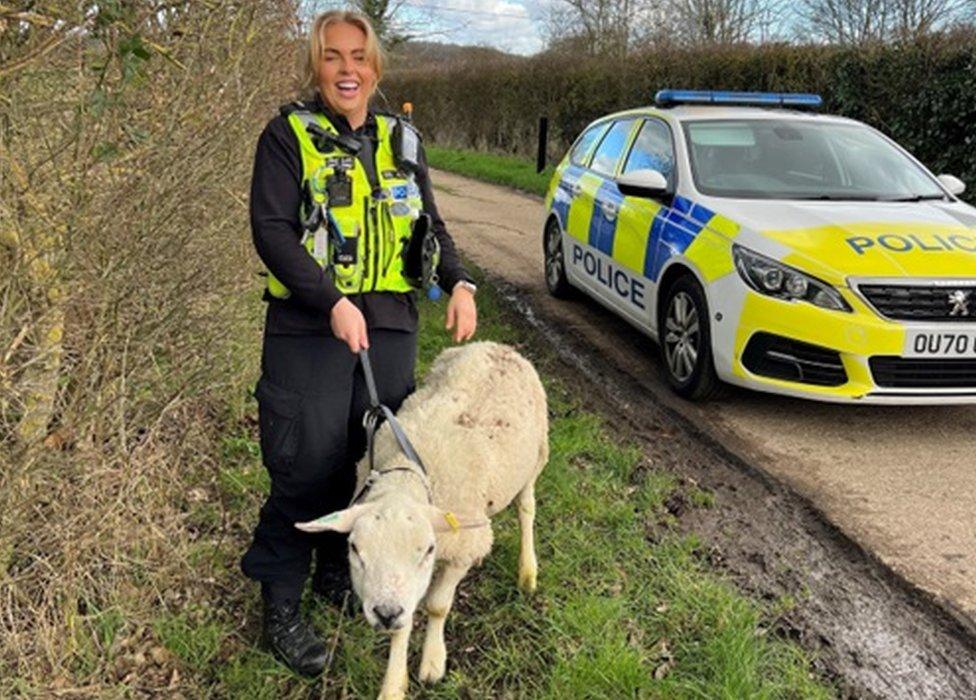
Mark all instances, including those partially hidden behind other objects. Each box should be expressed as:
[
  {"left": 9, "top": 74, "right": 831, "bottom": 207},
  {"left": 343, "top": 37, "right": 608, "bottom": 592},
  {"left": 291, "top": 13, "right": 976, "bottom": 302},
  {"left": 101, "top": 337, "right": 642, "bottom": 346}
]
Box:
[{"left": 904, "top": 329, "right": 976, "bottom": 358}]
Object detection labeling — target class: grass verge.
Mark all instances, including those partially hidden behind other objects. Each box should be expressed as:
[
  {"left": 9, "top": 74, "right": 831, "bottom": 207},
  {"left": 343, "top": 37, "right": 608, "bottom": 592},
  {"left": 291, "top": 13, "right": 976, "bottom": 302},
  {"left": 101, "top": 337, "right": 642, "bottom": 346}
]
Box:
[
  {"left": 9, "top": 274, "right": 833, "bottom": 698},
  {"left": 181, "top": 275, "right": 832, "bottom": 697},
  {"left": 425, "top": 146, "right": 553, "bottom": 197}
]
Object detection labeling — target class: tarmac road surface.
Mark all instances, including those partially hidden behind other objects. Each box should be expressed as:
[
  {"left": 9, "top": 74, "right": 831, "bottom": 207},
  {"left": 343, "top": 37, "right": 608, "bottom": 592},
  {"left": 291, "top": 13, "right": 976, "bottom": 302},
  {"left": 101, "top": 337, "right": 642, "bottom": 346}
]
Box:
[{"left": 431, "top": 168, "right": 976, "bottom": 626}]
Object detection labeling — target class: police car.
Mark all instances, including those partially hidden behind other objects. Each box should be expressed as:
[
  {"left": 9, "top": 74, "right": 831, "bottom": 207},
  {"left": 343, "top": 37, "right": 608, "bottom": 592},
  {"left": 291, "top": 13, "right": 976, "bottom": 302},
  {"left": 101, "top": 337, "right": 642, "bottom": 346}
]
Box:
[{"left": 543, "top": 90, "right": 976, "bottom": 403}]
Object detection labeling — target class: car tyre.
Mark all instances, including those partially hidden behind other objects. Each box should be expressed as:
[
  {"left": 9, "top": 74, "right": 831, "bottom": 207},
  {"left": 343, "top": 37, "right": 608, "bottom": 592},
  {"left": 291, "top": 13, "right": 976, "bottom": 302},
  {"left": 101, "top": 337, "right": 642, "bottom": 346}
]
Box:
[
  {"left": 543, "top": 217, "right": 572, "bottom": 298},
  {"left": 659, "top": 274, "right": 723, "bottom": 401}
]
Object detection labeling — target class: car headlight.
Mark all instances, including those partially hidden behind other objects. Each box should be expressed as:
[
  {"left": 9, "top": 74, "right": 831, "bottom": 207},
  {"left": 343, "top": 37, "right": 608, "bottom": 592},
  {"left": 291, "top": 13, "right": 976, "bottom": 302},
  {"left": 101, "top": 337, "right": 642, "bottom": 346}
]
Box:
[{"left": 733, "top": 245, "right": 851, "bottom": 312}]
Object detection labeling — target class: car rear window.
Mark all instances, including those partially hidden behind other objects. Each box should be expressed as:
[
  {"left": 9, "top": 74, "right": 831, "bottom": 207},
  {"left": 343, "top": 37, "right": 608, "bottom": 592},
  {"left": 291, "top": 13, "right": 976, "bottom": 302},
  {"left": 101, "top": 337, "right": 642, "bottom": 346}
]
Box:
[{"left": 570, "top": 122, "right": 611, "bottom": 167}]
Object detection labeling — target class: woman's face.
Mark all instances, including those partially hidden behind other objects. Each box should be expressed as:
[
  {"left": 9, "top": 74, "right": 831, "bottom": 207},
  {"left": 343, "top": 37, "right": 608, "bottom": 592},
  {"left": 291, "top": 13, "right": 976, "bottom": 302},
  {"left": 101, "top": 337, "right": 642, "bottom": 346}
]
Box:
[{"left": 317, "top": 21, "right": 376, "bottom": 124}]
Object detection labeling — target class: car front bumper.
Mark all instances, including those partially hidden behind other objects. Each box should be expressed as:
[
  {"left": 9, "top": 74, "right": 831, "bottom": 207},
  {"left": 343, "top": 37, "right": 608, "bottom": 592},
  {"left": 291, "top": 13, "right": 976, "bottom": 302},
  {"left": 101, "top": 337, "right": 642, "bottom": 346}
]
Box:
[{"left": 708, "top": 275, "right": 976, "bottom": 404}]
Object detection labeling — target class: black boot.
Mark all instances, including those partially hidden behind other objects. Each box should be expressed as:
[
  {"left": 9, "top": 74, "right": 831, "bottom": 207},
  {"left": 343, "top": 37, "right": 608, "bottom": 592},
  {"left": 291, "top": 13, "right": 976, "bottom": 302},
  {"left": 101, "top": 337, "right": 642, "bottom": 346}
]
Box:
[
  {"left": 262, "top": 598, "right": 328, "bottom": 677},
  {"left": 311, "top": 561, "right": 354, "bottom": 612}
]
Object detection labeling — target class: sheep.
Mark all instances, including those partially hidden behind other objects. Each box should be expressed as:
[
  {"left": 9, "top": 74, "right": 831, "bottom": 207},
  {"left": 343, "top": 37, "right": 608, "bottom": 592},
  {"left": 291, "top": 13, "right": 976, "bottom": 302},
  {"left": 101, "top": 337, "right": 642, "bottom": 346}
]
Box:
[{"left": 296, "top": 340, "right": 548, "bottom": 700}]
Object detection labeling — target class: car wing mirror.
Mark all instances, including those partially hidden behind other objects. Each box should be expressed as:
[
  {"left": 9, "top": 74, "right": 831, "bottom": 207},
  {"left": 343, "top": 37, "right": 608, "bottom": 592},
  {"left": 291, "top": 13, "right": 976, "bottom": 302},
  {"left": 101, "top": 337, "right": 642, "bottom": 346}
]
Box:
[
  {"left": 616, "top": 169, "right": 670, "bottom": 199},
  {"left": 937, "top": 174, "right": 966, "bottom": 196}
]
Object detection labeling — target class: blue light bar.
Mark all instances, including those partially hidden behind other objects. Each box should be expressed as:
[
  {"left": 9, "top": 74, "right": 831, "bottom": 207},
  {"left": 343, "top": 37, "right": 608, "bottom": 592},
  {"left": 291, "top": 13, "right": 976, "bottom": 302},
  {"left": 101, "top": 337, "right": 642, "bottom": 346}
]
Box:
[{"left": 655, "top": 89, "right": 823, "bottom": 109}]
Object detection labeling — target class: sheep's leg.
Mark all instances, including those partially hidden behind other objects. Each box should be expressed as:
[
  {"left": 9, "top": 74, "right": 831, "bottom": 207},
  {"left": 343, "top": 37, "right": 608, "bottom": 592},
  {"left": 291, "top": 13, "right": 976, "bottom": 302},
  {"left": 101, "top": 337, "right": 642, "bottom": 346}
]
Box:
[
  {"left": 517, "top": 480, "right": 538, "bottom": 592},
  {"left": 378, "top": 624, "right": 411, "bottom": 700},
  {"left": 419, "top": 560, "right": 471, "bottom": 683}
]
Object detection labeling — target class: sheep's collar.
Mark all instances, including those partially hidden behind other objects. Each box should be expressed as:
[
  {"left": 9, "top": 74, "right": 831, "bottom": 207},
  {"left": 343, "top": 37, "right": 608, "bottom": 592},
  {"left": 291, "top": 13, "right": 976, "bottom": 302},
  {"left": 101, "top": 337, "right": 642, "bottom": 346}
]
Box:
[
  {"left": 351, "top": 464, "right": 433, "bottom": 505},
  {"left": 358, "top": 404, "right": 432, "bottom": 503}
]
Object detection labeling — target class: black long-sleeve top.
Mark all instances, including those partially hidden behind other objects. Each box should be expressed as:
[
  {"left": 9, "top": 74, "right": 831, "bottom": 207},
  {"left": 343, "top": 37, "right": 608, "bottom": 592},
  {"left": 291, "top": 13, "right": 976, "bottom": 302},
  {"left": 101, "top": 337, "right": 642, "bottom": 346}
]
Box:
[{"left": 250, "top": 95, "right": 471, "bottom": 335}]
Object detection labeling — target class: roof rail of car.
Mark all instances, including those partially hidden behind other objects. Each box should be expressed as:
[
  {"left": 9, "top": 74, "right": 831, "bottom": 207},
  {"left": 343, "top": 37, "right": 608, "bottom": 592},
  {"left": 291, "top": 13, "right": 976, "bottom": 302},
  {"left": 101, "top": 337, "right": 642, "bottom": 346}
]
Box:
[{"left": 654, "top": 90, "right": 823, "bottom": 109}]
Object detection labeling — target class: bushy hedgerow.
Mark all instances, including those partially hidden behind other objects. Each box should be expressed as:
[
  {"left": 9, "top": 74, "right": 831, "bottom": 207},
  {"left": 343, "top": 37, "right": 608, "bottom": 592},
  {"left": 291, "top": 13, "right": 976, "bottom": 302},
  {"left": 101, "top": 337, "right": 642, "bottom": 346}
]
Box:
[{"left": 385, "top": 36, "right": 976, "bottom": 201}]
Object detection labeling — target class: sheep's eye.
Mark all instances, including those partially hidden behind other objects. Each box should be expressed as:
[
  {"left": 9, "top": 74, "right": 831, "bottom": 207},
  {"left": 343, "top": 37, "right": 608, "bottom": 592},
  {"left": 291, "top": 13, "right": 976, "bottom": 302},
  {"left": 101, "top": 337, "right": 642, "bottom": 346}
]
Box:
[
  {"left": 349, "top": 542, "right": 363, "bottom": 564},
  {"left": 425, "top": 544, "right": 435, "bottom": 557}
]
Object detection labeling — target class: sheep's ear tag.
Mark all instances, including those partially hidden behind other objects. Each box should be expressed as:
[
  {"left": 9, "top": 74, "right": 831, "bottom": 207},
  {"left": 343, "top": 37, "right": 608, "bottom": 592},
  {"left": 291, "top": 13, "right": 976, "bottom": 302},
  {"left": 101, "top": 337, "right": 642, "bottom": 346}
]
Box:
[{"left": 443, "top": 511, "right": 461, "bottom": 533}]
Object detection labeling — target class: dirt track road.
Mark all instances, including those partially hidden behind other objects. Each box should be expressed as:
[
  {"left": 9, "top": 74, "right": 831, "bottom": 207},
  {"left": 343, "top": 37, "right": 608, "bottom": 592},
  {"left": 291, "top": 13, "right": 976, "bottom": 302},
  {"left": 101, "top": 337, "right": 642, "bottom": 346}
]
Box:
[{"left": 431, "top": 168, "right": 976, "bottom": 625}]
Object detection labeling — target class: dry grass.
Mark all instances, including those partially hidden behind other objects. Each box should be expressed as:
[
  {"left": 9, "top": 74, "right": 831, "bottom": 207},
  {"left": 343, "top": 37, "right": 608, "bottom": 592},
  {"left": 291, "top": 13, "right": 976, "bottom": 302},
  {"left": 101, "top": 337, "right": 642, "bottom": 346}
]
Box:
[{"left": 0, "top": 1, "right": 299, "bottom": 693}]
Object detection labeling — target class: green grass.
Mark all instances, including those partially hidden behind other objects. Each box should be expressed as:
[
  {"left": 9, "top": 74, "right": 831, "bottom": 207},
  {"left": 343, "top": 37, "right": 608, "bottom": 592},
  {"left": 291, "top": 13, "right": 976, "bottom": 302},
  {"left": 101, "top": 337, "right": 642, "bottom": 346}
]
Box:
[
  {"left": 71, "top": 604, "right": 127, "bottom": 677},
  {"left": 176, "top": 275, "right": 834, "bottom": 699},
  {"left": 425, "top": 145, "right": 554, "bottom": 197},
  {"left": 153, "top": 611, "right": 226, "bottom": 671}
]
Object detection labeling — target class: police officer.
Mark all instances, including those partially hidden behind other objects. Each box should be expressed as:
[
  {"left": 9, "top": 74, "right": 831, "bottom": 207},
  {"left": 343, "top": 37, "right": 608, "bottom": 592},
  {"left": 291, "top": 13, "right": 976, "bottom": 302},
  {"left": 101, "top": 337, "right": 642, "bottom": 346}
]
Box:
[{"left": 242, "top": 10, "right": 477, "bottom": 676}]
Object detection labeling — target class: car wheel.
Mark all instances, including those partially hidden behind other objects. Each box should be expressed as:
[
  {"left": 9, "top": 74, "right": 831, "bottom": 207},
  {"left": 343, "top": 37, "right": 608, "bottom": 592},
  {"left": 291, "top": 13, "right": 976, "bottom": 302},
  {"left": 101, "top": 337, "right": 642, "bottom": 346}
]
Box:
[
  {"left": 659, "top": 275, "right": 722, "bottom": 400},
  {"left": 544, "top": 218, "right": 572, "bottom": 298}
]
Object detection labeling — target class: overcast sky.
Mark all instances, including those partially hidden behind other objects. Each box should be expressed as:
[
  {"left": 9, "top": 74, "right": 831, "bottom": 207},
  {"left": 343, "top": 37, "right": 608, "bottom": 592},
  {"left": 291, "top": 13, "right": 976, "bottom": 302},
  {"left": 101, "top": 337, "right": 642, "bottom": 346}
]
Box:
[
  {"left": 307, "top": 0, "right": 555, "bottom": 54},
  {"left": 398, "top": 0, "right": 552, "bottom": 54}
]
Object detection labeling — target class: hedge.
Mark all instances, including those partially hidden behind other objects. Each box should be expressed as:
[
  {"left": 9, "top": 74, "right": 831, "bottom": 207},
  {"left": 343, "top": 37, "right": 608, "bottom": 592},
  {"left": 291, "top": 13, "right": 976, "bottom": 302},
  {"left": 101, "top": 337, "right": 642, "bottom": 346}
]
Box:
[{"left": 385, "top": 37, "right": 976, "bottom": 202}]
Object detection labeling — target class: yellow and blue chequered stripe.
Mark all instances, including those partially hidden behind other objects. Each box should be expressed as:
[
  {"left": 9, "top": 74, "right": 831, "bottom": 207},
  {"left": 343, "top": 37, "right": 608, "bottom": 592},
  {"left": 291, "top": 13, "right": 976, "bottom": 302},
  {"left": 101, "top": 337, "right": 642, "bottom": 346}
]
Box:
[
  {"left": 644, "top": 195, "right": 717, "bottom": 279},
  {"left": 550, "top": 160, "right": 741, "bottom": 285},
  {"left": 588, "top": 180, "right": 626, "bottom": 256},
  {"left": 550, "top": 163, "right": 584, "bottom": 229}
]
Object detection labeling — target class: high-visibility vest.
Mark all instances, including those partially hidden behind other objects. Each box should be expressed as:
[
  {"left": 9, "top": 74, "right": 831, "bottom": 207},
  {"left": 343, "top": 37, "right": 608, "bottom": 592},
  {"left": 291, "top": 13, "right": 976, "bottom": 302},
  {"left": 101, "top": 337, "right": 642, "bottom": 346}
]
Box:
[{"left": 266, "top": 107, "right": 424, "bottom": 299}]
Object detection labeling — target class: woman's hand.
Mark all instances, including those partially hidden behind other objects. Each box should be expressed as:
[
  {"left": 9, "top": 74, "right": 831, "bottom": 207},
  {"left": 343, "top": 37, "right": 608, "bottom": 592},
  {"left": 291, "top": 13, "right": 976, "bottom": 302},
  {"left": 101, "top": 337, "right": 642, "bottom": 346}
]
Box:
[
  {"left": 330, "top": 297, "right": 369, "bottom": 352},
  {"left": 445, "top": 285, "right": 477, "bottom": 343}
]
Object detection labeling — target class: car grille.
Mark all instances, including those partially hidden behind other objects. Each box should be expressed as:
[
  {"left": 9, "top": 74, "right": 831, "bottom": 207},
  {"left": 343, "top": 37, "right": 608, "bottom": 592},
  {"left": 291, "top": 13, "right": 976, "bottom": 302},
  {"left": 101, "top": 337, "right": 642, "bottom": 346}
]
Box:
[
  {"left": 742, "top": 333, "right": 847, "bottom": 386},
  {"left": 859, "top": 283, "right": 976, "bottom": 322},
  {"left": 870, "top": 357, "right": 976, "bottom": 388}
]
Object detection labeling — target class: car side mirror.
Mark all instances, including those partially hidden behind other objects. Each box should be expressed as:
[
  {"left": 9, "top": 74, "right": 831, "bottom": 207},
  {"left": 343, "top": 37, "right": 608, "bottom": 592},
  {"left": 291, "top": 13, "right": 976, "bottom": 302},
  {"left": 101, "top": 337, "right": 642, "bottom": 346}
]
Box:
[
  {"left": 937, "top": 174, "right": 966, "bottom": 196},
  {"left": 616, "top": 169, "right": 670, "bottom": 199}
]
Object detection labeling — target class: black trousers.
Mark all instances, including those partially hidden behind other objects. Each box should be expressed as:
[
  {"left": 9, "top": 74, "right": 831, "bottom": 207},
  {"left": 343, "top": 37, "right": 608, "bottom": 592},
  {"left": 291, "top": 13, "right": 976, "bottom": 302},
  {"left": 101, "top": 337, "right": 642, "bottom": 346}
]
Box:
[{"left": 240, "top": 329, "right": 417, "bottom": 599}]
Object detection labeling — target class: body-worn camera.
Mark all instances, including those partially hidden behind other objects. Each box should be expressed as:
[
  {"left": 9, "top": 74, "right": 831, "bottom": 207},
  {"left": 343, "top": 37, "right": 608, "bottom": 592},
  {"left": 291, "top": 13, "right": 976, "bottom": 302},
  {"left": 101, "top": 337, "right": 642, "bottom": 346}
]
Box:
[
  {"left": 393, "top": 119, "right": 422, "bottom": 173},
  {"left": 326, "top": 169, "right": 352, "bottom": 208}
]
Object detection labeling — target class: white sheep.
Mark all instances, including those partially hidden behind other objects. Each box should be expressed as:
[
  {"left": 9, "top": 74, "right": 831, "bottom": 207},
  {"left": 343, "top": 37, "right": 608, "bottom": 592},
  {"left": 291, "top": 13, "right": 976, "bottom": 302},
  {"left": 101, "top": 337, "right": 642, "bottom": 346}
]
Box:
[{"left": 296, "top": 340, "right": 548, "bottom": 700}]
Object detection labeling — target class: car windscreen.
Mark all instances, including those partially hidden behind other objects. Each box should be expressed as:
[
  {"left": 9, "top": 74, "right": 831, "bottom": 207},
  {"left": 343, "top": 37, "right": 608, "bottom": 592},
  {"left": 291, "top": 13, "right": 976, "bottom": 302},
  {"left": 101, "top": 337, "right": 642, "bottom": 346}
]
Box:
[{"left": 683, "top": 119, "right": 946, "bottom": 201}]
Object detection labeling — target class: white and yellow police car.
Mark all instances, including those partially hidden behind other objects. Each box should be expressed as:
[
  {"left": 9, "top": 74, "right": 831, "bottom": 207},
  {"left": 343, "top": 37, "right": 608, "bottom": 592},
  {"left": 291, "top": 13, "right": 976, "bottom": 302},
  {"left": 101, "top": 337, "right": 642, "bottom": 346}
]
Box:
[{"left": 543, "top": 90, "right": 976, "bottom": 403}]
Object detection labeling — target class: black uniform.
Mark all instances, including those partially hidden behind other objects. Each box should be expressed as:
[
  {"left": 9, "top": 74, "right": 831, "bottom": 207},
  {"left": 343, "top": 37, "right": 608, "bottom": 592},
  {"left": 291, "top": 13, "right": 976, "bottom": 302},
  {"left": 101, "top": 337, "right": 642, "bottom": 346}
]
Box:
[{"left": 241, "top": 96, "right": 471, "bottom": 602}]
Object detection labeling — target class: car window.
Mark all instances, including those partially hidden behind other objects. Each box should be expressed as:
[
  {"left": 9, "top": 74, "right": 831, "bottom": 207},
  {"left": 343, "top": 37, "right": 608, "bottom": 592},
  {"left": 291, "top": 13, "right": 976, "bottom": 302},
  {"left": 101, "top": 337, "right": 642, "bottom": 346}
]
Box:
[
  {"left": 569, "top": 122, "right": 611, "bottom": 167},
  {"left": 623, "top": 119, "right": 675, "bottom": 186},
  {"left": 590, "top": 119, "right": 636, "bottom": 177}
]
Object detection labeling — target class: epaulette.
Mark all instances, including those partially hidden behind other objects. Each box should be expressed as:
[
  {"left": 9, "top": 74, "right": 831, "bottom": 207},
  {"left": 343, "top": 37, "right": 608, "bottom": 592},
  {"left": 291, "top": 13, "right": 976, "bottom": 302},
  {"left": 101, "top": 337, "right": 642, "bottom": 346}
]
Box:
[{"left": 279, "top": 101, "right": 311, "bottom": 118}]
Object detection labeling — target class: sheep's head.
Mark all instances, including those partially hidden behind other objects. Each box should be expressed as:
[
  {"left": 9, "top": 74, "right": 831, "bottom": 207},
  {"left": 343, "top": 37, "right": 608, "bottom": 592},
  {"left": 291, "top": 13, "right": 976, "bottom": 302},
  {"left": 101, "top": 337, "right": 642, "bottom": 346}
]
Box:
[{"left": 296, "top": 498, "right": 447, "bottom": 631}]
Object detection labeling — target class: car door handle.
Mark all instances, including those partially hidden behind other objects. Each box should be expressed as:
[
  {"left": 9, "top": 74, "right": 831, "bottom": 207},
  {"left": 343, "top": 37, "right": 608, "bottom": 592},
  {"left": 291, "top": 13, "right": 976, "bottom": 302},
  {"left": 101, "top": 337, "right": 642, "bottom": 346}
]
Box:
[
  {"left": 601, "top": 201, "right": 619, "bottom": 219},
  {"left": 567, "top": 183, "right": 582, "bottom": 197}
]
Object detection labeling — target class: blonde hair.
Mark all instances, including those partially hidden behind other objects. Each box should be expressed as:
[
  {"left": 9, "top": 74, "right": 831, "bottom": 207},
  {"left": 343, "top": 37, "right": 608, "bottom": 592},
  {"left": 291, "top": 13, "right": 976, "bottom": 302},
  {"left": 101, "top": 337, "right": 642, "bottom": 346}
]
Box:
[{"left": 300, "top": 10, "right": 385, "bottom": 101}]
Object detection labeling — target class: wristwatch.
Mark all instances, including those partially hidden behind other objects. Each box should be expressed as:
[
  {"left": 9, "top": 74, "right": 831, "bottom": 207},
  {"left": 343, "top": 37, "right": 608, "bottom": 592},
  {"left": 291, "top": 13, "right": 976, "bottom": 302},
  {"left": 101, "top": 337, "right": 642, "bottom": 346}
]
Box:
[{"left": 453, "top": 280, "right": 477, "bottom": 296}]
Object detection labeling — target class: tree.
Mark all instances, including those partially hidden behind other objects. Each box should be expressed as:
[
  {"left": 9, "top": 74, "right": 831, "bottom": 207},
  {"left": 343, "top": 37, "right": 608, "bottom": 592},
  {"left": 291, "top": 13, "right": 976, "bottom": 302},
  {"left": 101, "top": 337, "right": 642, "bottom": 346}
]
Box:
[
  {"left": 547, "top": 0, "right": 782, "bottom": 50},
  {"left": 886, "top": 0, "right": 967, "bottom": 39},
  {"left": 352, "top": 0, "right": 413, "bottom": 46},
  {"left": 305, "top": 0, "right": 441, "bottom": 48},
  {"left": 797, "top": 0, "right": 967, "bottom": 42},
  {"left": 666, "top": 0, "right": 771, "bottom": 43},
  {"left": 797, "top": 0, "right": 891, "bottom": 42},
  {"left": 546, "top": 0, "right": 658, "bottom": 56}
]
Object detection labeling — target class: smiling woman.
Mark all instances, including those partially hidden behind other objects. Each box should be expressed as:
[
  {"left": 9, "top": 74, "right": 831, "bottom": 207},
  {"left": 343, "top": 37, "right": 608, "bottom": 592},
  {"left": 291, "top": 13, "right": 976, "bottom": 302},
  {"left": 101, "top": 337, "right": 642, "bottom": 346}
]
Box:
[
  {"left": 300, "top": 12, "right": 384, "bottom": 127},
  {"left": 241, "top": 8, "right": 478, "bottom": 679}
]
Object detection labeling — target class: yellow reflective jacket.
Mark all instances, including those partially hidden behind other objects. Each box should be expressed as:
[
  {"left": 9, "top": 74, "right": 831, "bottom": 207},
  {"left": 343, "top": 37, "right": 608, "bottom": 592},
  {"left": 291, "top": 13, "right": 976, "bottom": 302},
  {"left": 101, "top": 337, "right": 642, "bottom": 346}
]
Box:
[{"left": 266, "top": 108, "right": 423, "bottom": 298}]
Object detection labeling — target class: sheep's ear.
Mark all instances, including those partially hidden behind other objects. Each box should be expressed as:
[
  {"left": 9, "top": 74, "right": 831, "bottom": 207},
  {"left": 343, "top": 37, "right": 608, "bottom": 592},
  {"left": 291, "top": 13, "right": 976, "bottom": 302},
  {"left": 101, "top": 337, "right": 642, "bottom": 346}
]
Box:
[
  {"left": 425, "top": 506, "right": 488, "bottom": 533},
  {"left": 295, "top": 504, "right": 373, "bottom": 533}
]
